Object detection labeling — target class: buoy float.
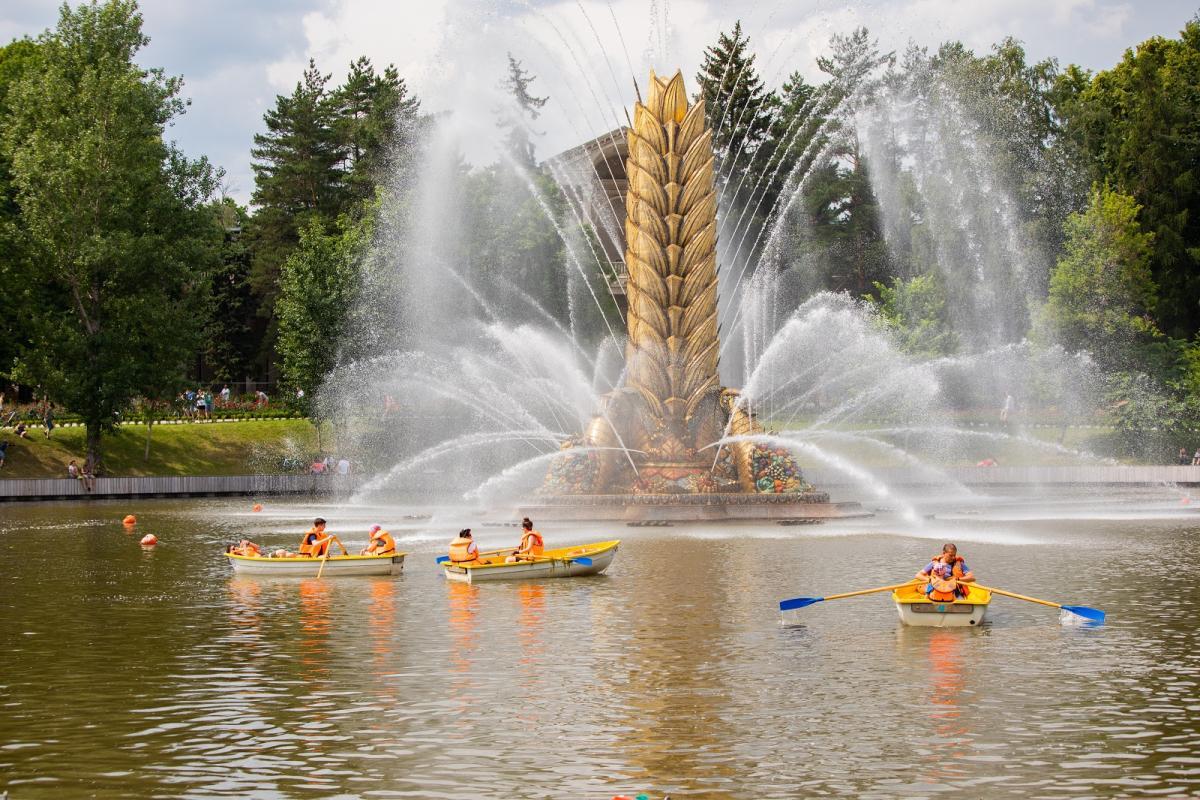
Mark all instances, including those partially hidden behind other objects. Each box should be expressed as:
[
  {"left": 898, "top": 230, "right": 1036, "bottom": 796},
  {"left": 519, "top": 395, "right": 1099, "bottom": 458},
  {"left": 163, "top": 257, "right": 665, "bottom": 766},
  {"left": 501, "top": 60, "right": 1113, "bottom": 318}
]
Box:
[
  {"left": 123, "top": 514, "right": 137, "bottom": 525},
  {"left": 1182, "top": 496, "right": 1191, "bottom": 505},
  {"left": 252, "top": 503, "right": 263, "bottom": 512},
  {"left": 140, "top": 533, "right": 157, "bottom": 546}
]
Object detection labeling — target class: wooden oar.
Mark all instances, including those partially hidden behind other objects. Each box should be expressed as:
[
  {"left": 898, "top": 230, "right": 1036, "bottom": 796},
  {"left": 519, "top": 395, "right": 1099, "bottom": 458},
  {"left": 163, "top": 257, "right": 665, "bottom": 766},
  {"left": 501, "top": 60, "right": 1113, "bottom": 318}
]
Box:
[
  {"left": 317, "top": 550, "right": 330, "bottom": 578},
  {"left": 972, "top": 583, "right": 1105, "bottom": 623},
  {"left": 779, "top": 580, "right": 922, "bottom": 611}
]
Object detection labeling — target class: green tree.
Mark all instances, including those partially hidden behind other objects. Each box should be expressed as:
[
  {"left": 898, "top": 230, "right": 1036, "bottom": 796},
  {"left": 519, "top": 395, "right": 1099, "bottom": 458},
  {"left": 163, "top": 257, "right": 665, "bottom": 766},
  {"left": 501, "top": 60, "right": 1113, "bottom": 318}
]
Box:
[
  {"left": 204, "top": 199, "right": 262, "bottom": 382},
  {"left": 871, "top": 273, "right": 958, "bottom": 356},
  {"left": 1042, "top": 186, "right": 1157, "bottom": 368},
  {"left": 1, "top": 0, "right": 221, "bottom": 470},
  {"left": 500, "top": 53, "right": 548, "bottom": 167},
  {"left": 275, "top": 211, "right": 371, "bottom": 405},
  {"left": 1064, "top": 18, "right": 1200, "bottom": 337},
  {"left": 0, "top": 38, "right": 40, "bottom": 386},
  {"left": 248, "top": 58, "right": 347, "bottom": 306},
  {"left": 695, "top": 21, "right": 777, "bottom": 198},
  {"left": 334, "top": 56, "right": 420, "bottom": 201}
]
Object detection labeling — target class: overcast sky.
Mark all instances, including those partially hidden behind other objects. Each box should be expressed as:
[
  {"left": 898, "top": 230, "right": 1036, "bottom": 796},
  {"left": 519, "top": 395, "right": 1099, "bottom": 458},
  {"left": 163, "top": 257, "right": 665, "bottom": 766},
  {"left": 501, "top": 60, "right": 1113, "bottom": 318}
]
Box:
[{"left": 2, "top": 0, "right": 1195, "bottom": 205}]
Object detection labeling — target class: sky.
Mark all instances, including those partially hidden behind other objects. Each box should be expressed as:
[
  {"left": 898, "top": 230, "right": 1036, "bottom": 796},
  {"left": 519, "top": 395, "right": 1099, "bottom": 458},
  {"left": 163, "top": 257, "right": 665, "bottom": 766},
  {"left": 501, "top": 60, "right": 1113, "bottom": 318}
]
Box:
[{"left": 2, "top": 0, "right": 1195, "bottom": 206}]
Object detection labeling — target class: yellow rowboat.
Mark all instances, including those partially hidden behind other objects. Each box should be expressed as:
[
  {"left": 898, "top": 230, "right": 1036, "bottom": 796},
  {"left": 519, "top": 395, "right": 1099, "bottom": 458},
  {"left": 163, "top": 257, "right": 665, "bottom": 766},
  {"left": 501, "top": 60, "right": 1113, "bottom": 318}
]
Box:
[
  {"left": 891, "top": 583, "right": 991, "bottom": 627},
  {"left": 441, "top": 540, "right": 619, "bottom": 583},
  {"left": 226, "top": 552, "right": 407, "bottom": 576}
]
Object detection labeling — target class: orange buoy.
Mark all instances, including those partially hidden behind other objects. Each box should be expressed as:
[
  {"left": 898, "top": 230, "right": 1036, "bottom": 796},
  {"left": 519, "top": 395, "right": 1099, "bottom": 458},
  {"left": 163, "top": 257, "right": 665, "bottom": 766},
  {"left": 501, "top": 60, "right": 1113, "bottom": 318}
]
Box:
[
  {"left": 140, "top": 533, "right": 157, "bottom": 546},
  {"left": 1182, "top": 496, "right": 1191, "bottom": 505},
  {"left": 123, "top": 514, "right": 137, "bottom": 525},
  {"left": 252, "top": 503, "right": 263, "bottom": 512}
]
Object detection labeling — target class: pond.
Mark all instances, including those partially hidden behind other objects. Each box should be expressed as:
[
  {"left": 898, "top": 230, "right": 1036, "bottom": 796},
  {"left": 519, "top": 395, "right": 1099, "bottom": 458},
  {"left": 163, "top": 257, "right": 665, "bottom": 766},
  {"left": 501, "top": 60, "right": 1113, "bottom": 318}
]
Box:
[{"left": 1, "top": 488, "right": 1198, "bottom": 798}]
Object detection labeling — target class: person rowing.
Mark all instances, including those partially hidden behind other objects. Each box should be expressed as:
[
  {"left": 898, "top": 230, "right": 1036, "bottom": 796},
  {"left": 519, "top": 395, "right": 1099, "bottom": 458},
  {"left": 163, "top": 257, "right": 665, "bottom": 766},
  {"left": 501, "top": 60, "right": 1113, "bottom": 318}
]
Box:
[
  {"left": 298, "top": 517, "right": 347, "bottom": 558},
  {"left": 360, "top": 524, "right": 396, "bottom": 555},
  {"left": 916, "top": 542, "right": 975, "bottom": 600},
  {"left": 506, "top": 517, "right": 544, "bottom": 563},
  {"left": 448, "top": 528, "right": 481, "bottom": 564}
]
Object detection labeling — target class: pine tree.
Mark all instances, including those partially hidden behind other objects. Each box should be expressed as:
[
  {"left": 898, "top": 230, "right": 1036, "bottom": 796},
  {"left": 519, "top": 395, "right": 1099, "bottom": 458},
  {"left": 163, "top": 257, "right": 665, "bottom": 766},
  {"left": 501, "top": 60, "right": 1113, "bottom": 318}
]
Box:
[
  {"left": 500, "top": 53, "right": 548, "bottom": 167},
  {"left": 247, "top": 58, "right": 347, "bottom": 305},
  {"left": 695, "top": 21, "right": 777, "bottom": 194},
  {"left": 334, "top": 56, "right": 420, "bottom": 201}
]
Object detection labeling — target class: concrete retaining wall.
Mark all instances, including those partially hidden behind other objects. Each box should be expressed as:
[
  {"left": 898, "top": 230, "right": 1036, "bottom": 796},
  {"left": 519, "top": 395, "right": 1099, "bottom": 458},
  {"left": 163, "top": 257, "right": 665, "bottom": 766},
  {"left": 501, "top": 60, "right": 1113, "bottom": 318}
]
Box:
[{"left": 0, "top": 474, "right": 356, "bottom": 502}]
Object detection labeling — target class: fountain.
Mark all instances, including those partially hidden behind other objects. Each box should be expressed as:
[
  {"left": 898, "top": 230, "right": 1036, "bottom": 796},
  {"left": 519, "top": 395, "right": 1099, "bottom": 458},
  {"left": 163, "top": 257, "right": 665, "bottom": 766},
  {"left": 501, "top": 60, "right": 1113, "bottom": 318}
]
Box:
[
  {"left": 523, "top": 71, "right": 867, "bottom": 522},
  {"left": 339, "top": 45, "right": 1110, "bottom": 521}
]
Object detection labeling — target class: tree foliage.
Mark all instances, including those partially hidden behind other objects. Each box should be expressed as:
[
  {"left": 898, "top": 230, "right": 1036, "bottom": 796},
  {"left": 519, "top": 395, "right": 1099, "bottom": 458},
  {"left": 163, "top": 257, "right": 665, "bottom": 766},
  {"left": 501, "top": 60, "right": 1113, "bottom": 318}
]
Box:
[
  {"left": 275, "top": 210, "right": 372, "bottom": 407},
  {"left": 1042, "top": 186, "right": 1157, "bottom": 369},
  {"left": 872, "top": 273, "right": 958, "bottom": 357},
  {"left": 1063, "top": 18, "right": 1200, "bottom": 338},
  {"left": 1, "top": 0, "right": 221, "bottom": 468},
  {"left": 500, "top": 53, "right": 548, "bottom": 167}
]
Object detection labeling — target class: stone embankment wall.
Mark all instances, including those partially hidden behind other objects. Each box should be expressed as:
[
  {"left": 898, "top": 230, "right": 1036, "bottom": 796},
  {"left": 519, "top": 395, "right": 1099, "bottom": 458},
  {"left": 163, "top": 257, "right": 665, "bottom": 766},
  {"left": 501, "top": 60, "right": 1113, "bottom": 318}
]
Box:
[{"left": 0, "top": 474, "right": 355, "bottom": 502}]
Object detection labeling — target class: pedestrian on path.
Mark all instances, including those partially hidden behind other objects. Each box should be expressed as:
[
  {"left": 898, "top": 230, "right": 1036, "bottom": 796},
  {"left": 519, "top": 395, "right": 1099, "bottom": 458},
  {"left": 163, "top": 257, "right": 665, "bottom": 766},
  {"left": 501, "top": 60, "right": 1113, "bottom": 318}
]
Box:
[{"left": 43, "top": 403, "right": 55, "bottom": 438}]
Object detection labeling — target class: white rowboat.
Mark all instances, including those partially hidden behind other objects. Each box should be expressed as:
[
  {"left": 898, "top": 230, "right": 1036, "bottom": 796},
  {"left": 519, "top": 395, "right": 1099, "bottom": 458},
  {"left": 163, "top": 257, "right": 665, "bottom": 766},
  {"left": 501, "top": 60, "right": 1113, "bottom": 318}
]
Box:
[
  {"left": 441, "top": 540, "right": 618, "bottom": 583},
  {"left": 226, "top": 552, "right": 406, "bottom": 576}
]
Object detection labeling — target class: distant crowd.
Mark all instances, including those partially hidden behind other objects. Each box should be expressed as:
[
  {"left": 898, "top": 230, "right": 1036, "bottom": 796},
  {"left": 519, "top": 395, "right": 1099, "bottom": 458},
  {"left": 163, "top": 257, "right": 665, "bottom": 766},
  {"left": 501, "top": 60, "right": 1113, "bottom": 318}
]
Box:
[{"left": 309, "top": 454, "right": 353, "bottom": 476}]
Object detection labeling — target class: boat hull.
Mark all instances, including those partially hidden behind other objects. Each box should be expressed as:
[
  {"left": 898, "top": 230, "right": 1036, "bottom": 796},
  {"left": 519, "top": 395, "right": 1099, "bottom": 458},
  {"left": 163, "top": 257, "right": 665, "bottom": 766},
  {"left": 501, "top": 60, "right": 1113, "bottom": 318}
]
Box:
[
  {"left": 442, "top": 540, "right": 618, "bottom": 583},
  {"left": 226, "top": 553, "right": 406, "bottom": 576},
  {"left": 891, "top": 585, "right": 990, "bottom": 627}
]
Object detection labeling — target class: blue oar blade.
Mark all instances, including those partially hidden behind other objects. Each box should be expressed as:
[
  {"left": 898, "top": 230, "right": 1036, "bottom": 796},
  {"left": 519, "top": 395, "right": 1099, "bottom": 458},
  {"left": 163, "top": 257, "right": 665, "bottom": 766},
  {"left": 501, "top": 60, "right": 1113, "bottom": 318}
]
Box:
[
  {"left": 435, "top": 555, "right": 449, "bottom": 564},
  {"left": 571, "top": 556, "right": 593, "bottom": 566},
  {"left": 779, "top": 596, "right": 824, "bottom": 611},
  {"left": 1062, "top": 605, "right": 1105, "bottom": 623}
]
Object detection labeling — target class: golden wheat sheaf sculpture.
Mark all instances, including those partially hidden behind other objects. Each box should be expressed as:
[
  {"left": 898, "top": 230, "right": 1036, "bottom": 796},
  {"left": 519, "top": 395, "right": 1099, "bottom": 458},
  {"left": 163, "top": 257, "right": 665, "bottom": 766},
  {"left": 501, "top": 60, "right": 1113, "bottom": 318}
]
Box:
[{"left": 624, "top": 70, "right": 720, "bottom": 447}]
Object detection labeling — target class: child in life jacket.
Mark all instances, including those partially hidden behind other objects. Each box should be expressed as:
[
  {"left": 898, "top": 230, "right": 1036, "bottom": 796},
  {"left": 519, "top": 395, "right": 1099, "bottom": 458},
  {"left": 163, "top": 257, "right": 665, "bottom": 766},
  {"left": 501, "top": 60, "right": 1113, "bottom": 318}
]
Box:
[{"left": 917, "top": 543, "right": 974, "bottom": 601}]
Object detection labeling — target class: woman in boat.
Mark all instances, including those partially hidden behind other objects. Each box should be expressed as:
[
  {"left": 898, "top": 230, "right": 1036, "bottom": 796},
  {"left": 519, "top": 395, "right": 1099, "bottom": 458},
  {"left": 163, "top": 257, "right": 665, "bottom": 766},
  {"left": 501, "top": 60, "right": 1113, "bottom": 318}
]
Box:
[
  {"left": 360, "top": 524, "right": 396, "bottom": 555},
  {"left": 506, "top": 518, "right": 544, "bottom": 563},
  {"left": 916, "top": 543, "right": 974, "bottom": 600},
  {"left": 299, "top": 518, "right": 346, "bottom": 558},
  {"left": 448, "top": 528, "right": 480, "bottom": 564}
]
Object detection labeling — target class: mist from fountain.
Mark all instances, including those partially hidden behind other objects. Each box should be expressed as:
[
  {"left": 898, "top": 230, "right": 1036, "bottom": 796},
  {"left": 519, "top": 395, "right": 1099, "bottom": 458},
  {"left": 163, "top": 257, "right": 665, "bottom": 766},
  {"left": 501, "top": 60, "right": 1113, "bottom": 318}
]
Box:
[{"left": 321, "top": 12, "right": 1112, "bottom": 513}]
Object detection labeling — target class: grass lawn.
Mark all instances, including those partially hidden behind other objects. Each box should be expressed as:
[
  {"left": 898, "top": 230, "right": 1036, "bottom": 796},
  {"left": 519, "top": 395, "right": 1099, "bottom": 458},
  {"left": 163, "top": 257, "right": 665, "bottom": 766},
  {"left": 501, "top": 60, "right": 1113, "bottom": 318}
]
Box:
[{"left": 0, "top": 419, "right": 320, "bottom": 478}]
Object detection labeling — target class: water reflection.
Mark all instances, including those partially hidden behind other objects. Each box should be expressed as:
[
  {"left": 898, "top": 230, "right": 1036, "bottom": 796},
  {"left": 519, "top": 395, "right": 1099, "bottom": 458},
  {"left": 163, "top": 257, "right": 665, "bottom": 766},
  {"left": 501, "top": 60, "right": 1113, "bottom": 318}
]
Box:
[
  {"left": 925, "top": 630, "right": 969, "bottom": 772},
  {"left": 446, "top": 579, "right": 480, "bottom": 678}
]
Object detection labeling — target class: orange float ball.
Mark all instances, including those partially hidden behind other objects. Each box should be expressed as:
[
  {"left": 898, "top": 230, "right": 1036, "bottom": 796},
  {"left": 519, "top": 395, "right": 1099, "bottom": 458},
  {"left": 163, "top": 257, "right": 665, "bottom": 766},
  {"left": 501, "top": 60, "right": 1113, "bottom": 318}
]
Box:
[
  {"left": 140, "top": 534, "right": 157, "bottom": 546},
  {"left": 122, "top": 514, "right": 137, "bottom": 525},
  {"left": 252, "top": 503, "right": 263, "bottom": 512}
]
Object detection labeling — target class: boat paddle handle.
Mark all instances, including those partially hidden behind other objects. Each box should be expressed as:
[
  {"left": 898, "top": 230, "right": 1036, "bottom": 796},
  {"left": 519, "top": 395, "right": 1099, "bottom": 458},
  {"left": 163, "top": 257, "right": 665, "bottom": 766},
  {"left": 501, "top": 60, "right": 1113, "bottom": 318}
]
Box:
[
  {"left": 971, "top": 583, "right": 1060, "bottom": 608},
  {"left": 823, "top": 580, "right": 924, "bottom": 601}
]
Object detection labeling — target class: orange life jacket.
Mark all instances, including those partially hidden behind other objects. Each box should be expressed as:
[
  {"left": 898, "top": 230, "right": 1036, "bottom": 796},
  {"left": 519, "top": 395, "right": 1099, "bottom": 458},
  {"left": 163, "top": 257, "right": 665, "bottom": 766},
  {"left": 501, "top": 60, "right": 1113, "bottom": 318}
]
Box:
[
  {"left": 232, "top": 541, "right": 261, "bottom": 557},
  {"left": 299, "top": 528, "right": 327, "bottom": 557},
  {"left": 449, "top": 537, "right": 478, "bottom": 563},
  {"left": 518, "top": 530, "right": 544, "bottom": 558},
  {"left": 926, "top": 556, "right": 968, "bottom": 601},
  {"left": 365, "top": 530, "right": 396, "bottom": 555}
]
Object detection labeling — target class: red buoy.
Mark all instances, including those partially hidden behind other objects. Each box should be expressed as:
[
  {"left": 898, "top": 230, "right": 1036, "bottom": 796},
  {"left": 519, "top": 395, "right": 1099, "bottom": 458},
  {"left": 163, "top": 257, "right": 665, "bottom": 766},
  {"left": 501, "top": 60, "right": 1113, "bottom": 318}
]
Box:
[
  {"left": 140, "top": 534, "right": 157, "bottom": 546},
  {"left": 252, "top": 503, "right": 263, "bottom": 512},
  {"left": 123, "top": 514, "right": 137, "bottom": 525}
]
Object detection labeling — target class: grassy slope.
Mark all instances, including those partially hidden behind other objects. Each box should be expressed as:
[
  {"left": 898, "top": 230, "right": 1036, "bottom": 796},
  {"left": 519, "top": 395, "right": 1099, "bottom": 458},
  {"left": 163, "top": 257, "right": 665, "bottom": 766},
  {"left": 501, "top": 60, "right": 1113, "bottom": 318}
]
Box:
[{"left": 0, "top": 419, "right": 319, "bottom": 478}]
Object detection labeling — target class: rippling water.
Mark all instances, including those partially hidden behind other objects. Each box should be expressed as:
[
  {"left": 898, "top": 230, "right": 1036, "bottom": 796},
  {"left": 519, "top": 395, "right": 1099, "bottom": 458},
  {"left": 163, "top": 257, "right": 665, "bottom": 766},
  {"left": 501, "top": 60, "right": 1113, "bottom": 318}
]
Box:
[{"left": 2, "top": 489, "right": 1199, "bottom": 798}]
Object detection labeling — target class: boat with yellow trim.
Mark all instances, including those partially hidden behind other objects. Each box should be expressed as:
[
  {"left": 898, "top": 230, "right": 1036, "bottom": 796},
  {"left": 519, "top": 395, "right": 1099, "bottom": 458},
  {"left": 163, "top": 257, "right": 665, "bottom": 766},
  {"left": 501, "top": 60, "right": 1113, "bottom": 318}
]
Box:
[
  {"left": 892, "top": 583, "right": 990, "bottom": 627},
  {"left": 441, "top": 540, "right": 618, "bottom": 583},
  {"left": 226, "top": 551, "right": 407, "bottom": 576}
]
